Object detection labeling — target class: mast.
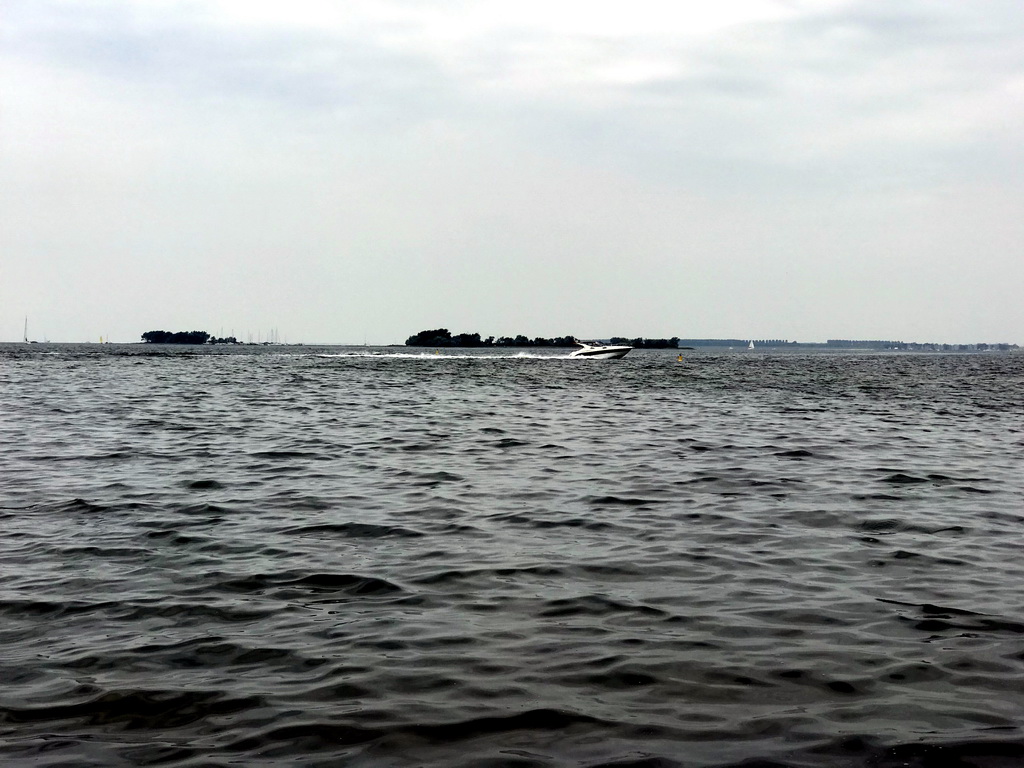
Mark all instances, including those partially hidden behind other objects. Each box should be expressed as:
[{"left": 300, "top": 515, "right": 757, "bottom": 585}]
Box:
[{"left": 24, "top": 316, "right": 28, "bottom": 343}]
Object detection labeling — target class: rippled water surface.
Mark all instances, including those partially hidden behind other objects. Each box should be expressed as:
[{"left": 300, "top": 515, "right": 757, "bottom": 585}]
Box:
[{"left": 2, "top": 344, "right": 1023, "bottom": 767}]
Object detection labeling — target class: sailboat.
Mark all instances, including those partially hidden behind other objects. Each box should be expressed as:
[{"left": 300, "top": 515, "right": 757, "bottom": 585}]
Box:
[
  {"left": 24, "top": 317, "right": 28, "bottom": 343},
  {"left": 748, "top": 340, "right": 755, "bottom": 350}
]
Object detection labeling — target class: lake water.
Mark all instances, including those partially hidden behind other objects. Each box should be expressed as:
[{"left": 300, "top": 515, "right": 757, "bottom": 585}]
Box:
[{"left": 1, "top": 344, "right": 1022, "bottom": 767}]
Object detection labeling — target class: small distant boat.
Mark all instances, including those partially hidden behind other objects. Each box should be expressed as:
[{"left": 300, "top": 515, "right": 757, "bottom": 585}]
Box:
[
  {"left": 570, "top": 339, "right": 632, "bottom": 360},
  {"left": 748, "top": 340, "right": 755, "bottom": 350}
]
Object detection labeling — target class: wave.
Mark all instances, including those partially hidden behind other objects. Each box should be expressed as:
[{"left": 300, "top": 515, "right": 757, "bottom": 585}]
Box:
[
  {"left": 2, "top": 347, "right": 1022, "bottom": 768},
  {"left": 316, "top": 351, "right": 576, "bottom": 359}
]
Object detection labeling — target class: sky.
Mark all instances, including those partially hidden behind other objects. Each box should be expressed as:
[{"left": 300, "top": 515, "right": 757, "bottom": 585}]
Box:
[{"left": 2, "top": 0, "right": 1022, "bottom": 345}]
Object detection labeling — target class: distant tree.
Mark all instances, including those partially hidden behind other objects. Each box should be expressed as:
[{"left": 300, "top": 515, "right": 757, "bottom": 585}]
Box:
[
  {"left": 452, "top": 332, "right": 483, "bottom": 347},
  {"left": 406, "top": 328, "right": 454, "bottom": 346},
  {"left": 405, "top": 331, "right": 583, "bottom": 348},
  {"left": 141, "top": 330, "right": 210, "bottom": 344},
  {"left": 633, "top": 337, "right": 679, "bottom": 349}
]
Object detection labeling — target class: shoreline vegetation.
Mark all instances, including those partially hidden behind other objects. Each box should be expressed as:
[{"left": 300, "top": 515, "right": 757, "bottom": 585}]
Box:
[
  {"left": 141, "top": 331, "right": 238, "bottom": 345},
  {"left": 405, "top": 329, "right": 681, "bottom": 349},
  {"left": 129, "top": 329, "right": 1018, "bottom": 351},
  {"left": 406, "top": 329, "right": 1020, "bottom": 352}
]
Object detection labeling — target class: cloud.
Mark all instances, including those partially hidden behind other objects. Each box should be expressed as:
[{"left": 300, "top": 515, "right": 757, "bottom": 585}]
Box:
[
  {"left": 2, "top": 0, "right": 1023, "bottom": 343},
  {"left": 26, "top": 2, "right": 1021, "bottom": 201}
]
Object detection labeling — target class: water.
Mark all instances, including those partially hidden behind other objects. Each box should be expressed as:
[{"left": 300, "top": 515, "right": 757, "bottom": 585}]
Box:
[{"left": 2, "top": 344, "right": 1023, "bottom": 767}]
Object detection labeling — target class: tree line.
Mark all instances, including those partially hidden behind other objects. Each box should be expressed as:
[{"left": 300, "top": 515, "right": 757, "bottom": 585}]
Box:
[
  {"left": 405, "top": 329, "right": 680, "bottom": 348},
  {"left": 405, "top": 329, "right": 575, "bottom": 347},
  {"left": 141, "top": 330, "right": 239, "bottom": 344},
  {"left": 610, "top": 337, "right": 681, "bottom": 349}
]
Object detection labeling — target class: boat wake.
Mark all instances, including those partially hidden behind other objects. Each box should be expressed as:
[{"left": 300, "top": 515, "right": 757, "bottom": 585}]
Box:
[{"left": 315, "top": 351, "right": 576, "bottom": 360}]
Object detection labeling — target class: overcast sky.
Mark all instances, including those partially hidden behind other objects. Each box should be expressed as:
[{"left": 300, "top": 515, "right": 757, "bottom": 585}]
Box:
[{"left": 2, "top": 0, "right": 1022, "bottom": 344}]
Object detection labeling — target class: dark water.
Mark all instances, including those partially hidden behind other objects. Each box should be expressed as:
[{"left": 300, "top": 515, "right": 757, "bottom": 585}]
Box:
[{"left": 2, "top": 343, "right": 1023, "bottom": 768}]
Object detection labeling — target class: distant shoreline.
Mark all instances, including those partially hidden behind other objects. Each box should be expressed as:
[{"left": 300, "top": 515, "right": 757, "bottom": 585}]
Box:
[
  {"left": 403, "top": 329, "right": 1019, "bottom": 352},
  {"left": 4, "top": 339, "right": 1020, "bottom": 351}
]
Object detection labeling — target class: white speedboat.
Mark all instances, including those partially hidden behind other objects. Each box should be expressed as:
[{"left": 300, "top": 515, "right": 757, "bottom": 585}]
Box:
[{"left": 570, "top": 340, "right": 632, "bottom": 359}]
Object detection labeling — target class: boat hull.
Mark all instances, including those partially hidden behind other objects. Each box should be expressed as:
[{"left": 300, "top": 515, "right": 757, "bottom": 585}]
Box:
[{"left": 570, "top": 346, "right": 632, "bottom": 360}]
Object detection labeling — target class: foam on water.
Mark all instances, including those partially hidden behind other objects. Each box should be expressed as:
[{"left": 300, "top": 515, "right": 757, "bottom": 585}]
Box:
[
  {"left": 316, "top": 350, "right": 576, "bottom": 359},
  {"left": 1, "top": 343, "right": 1022, "bottom": 767}
]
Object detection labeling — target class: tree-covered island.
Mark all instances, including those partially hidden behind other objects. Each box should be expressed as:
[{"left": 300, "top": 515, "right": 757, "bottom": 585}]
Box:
[
  {"left": 405, "top": 328, "right": 680, "bottom": 348},
  {"left": 141, "top": 330, "right": 239, "bottom": 344}
]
